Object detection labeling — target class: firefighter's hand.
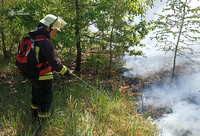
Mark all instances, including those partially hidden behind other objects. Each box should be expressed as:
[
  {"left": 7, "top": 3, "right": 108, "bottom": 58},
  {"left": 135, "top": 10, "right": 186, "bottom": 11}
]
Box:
[{"left": 65, "top": 68, "right": 73, "bottom": 76}]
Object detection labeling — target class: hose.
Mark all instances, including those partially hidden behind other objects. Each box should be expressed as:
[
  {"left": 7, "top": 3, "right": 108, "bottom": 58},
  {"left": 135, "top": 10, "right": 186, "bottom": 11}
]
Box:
[{"left": 71, "top": 73, "right": 99, "bottom": 92}]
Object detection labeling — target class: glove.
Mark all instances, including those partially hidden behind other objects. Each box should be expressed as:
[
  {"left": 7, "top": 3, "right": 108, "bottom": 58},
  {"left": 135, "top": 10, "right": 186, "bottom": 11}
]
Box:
[{"left": 64, "top": 68, "right": 72, "bottom": 76}]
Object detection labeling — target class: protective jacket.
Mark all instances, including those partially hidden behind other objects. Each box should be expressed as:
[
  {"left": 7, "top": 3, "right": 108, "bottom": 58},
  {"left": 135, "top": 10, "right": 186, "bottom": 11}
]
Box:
[{"left": 29, "top": 26, "right": 67, "bottom": 80}]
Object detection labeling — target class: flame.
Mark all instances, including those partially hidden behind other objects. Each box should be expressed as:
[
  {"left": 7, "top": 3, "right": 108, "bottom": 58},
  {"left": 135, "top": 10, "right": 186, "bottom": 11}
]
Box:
[
  {"left": 107, "top": 69, "right": 117, "bottom": 73},
  {"left": 132, "top": 93, "right": 136, "bottom": 96},
  {"left": 120, "top": 86, "right": 129, "bottom": 92},
  {"left": 132, "top": 92, "right": 142, "bottom": 96}
]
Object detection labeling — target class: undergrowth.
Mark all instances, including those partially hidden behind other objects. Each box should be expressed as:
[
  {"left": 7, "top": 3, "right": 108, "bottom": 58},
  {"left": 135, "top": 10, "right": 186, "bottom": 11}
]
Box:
[{"left": 0, "top": 58, "right": 158, "bottom": 136}]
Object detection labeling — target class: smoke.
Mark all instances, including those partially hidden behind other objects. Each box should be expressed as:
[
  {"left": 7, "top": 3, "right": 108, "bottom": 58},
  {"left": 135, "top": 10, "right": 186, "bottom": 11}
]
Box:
[
  {"left": 122, "top": 0, "right": 200, "bottom": 135},
  {"left": 123, "top": 46, "right": 200, "bottom": 135},
  {"left": 142, "top": 72, "right": 200, "bottom": 136},
  {"left": 158, "top": 101, "right": 200, "bottom": 136},
  {"left": 123, "top": 0, "right": 200, "bottom": 78},
  {"left": 122, "top": 0, "right": 172, "bottom": 77},
  {"left": 122, "top": 47, "right": 175, "bottom": 77}
]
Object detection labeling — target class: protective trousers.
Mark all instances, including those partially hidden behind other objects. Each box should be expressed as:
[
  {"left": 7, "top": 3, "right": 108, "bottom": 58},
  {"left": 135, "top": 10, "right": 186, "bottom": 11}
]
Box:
[{"left": 30, "top": 79, "right": 53, "bottom": 121}]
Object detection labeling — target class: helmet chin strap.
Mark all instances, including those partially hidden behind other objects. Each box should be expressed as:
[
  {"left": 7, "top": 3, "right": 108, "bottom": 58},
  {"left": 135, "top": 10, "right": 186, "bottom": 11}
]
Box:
[
  {"left": 47, "top": 17, "right": 58, "bottom": 34},
  {"left": 49, "top": 28, "right": 53, "bottom": 33},
  {"left": 45, "top": 27, "right": 52, "bottom": 36}
]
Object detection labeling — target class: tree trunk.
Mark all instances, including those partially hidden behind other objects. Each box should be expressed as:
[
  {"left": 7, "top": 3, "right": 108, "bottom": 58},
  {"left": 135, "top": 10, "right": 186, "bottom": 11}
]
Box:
[
  {"left": 108, "top": 2, "right": 117, "bottom": 78},
  {"left": 0, "top": 0, "right": 13, "bottom": 59},
  {"left": 172, "top": 0, "right": 187, "bottom": 77},
  {"left": 1, "top": 0, "right": 8, "bottom": 59},
  {"left": 9, "top": 20, "right": 14, "bottom": 53},
  {"left": 1, "top": 27, "right": 11, "bottom": 59},
  {"left": 108, "top": 26, "right": 114, "bottom": 78},
  {"left": 75, "top": 0, "right": 81, "bottom": 71}
]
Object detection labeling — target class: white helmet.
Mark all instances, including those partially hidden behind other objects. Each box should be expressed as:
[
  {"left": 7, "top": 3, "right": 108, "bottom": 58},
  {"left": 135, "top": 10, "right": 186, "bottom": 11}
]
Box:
[{"left": 40, "top": 14, "right": 66, "bottom": 31}]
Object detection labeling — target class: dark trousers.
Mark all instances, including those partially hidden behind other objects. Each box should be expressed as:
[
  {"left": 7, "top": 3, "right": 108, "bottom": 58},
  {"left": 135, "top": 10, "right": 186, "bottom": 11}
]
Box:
[{"left": 30, "top": 79, "right": 53, "bottom": 119}]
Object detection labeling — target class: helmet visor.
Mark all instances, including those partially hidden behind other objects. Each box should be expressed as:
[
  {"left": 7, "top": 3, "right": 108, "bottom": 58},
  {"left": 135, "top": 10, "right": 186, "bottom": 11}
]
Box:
[
  {"left": 51, "top": 17, "right": 66, "bottom": 31},
  {"left": 58, "top": 17, "right": 66, "bottom": 29}
]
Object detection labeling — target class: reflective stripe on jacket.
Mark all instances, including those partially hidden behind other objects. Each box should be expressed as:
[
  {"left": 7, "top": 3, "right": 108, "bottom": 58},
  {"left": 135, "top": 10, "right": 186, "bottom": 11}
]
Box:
[{"left": 33, "top": 35, "right": 66, "bottom": 80}]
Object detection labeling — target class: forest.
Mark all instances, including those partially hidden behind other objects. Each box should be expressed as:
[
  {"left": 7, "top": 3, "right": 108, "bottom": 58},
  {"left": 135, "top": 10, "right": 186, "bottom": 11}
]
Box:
[{"left": 0, "top": 0, "right": 200, "bottom": 135}]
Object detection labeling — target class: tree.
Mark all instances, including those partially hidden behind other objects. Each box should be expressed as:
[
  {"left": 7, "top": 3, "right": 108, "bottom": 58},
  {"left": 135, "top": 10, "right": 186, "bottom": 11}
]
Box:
[
  {"left": 50, "top": 0, "right": 99, "bottom": 71},
  {"left": 0, "top": 0, "right": 154, "bottom": 75},
  {"left": 0, "top": 0, "right": 49, "bottom": 59},
  {"left": 75, "top": 0, "right": 81, "bottom": 71},
  {"left": 55, "top": 0, "right": 154, "bottom": 73},
  {"left": 0, "top": 0, "right": 22, "bottom": 59},
  {"left": 151, "top": 0, "right": 200, "bottom": 77},
  {"left": 91, "top": 0, "right": 152, "bottom": 77}
]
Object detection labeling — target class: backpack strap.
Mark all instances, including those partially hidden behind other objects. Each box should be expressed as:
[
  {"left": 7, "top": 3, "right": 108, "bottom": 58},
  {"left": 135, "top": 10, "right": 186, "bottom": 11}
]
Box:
[{"left": 25, "top": 38, "right": 34, "bottom": 56}]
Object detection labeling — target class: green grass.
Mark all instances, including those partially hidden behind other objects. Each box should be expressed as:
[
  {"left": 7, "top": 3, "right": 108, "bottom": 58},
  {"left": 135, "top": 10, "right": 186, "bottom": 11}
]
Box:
[
  {"left": 0, "top": 79, "right": 158, "bottom": 136},
  {"left": 0, "top": 58, "right": 158, "bottom": 135}
]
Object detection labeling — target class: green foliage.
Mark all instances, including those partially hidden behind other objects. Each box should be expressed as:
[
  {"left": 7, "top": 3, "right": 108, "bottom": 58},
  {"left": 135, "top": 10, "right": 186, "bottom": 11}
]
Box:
[
  {"left": 151, "top": 0, "right": 200, "bottom": 77},
  {"left": 151, "top": 0, "right": 200, "bottom": 57},
  {"left": 0, "top": 0, "right": 26, "bottom": 58},
  {"left": 84, "top": 0, "right": 154, "bottom": 76},
  {"left": 92, "top": 0, "right": 151, "bottom": 56},
  {"left": 83, "top": 54, "right": 109, "bottom": 73},
  {"left": 0, "top": 0, "right": 155, "bottom": 71}
]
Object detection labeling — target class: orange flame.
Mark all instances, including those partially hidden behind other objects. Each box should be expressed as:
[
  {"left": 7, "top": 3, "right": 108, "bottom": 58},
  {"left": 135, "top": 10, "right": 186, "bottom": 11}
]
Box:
[{"left": 107, "top": 69, "right": 117, "bottom": 73}]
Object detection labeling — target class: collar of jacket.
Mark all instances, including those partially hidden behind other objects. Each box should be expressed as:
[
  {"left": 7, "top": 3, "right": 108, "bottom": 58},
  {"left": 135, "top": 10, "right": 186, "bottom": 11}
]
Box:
[{"left": 28, "top": 23, "right": 50, "bottom": 39}]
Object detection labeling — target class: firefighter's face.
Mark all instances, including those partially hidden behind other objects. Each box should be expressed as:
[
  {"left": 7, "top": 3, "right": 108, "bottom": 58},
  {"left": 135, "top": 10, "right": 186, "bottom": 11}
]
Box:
[
  {"left": 49, "top": 29, "right": 58, "bottom": 37},
  {"left": 46, "top": 27, "right": 58, "bottom": 37}
]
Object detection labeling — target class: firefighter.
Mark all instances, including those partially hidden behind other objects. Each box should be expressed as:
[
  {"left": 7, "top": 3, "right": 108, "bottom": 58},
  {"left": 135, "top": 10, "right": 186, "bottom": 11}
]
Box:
[{"left": 28, "top": 14, "right": 71, "bottom": 121}]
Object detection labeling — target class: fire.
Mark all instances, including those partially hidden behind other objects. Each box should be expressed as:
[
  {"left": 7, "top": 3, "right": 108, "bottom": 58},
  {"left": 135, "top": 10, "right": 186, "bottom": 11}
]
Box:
[
  {"left": 132, "top": 92, "right": 142, "bottom": 96},
  {"left": 120, "top": 86, "right": 129, "bottom": 92},
  {"left": 107, "top": 69, "right": 117, "bottom": 73},
  {"left": 120, "top": 85, "right": 142, "bottom": 97}
]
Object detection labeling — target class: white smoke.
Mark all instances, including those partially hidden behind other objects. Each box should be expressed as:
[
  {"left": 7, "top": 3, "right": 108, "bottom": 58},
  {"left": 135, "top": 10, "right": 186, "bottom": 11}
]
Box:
[
  {"left": 123, "top": 49, "right": 200, "bottom": 135},
  {"left": 143, "top": 72, "right": 200, "bottom": 136},
  {"left": 123, "top": 0, "right": 200, "bottom": 78},
  {"left": 158, "top": 101, "right": 200, "bottom": 136},
  {"left": 122, "top": 0, "right": 200, "bottom": 135},
  {"left": 122, "top": 47, "right": 175, "bottom": 77}
]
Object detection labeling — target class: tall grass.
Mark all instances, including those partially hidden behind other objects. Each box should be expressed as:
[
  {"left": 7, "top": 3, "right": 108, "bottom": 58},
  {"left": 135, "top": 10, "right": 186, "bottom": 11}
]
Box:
[{"left": 0, "top": 76, "right": 158, "bottom": 136}]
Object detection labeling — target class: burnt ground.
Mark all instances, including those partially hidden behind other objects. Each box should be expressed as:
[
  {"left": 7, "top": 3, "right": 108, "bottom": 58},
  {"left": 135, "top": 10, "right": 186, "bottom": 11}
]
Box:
[
  {"left": 64, "top": 61, "right": 200, "bottom": 119},
  {"left": 115, "top": 63, "right": 200, "bottom": 119}
]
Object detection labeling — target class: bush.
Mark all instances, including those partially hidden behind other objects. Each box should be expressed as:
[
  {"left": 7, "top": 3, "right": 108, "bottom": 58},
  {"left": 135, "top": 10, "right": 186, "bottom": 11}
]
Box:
[{"left": 83, "top": 54, "right": 109, "bottom": 73}]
